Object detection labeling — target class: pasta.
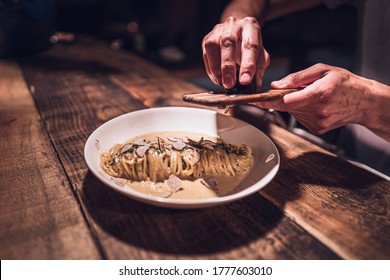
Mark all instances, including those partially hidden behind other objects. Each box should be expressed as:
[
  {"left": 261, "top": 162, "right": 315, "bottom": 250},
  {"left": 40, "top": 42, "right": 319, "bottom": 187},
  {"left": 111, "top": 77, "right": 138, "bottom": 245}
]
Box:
[{"left": 100, "top": 132, "right": 253, "bottom": 183}]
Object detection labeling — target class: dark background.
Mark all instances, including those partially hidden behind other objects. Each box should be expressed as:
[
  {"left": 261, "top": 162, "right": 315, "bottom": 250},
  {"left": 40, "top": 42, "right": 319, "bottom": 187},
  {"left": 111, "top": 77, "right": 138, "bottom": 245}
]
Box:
[
  {"left": 1, "top": 0, "right": 358, "bottom": 74},
  {"left": 53, "top": 0, "right": 358, "bottom": 73}
]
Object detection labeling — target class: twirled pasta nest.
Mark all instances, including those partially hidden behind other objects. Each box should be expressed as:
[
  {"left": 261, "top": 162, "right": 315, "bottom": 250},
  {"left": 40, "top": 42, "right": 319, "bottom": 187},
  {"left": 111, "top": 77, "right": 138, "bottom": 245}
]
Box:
[{"left": 100, "top": 136, "right": 253, "bottom": 185}]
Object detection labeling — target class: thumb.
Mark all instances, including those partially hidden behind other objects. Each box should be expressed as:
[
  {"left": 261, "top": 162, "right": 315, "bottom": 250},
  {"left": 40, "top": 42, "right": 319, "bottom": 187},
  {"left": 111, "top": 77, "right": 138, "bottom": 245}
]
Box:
[
  {"left": 271, "top": 74, "right": 301, "bottom": 89},
  {"left": 271, "top": 78, "right": 290, "bottom": 89}
]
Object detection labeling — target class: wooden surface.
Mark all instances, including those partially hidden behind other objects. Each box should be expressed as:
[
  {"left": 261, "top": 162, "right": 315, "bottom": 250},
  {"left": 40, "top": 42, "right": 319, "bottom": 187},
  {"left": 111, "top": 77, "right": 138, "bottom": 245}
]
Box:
[{"left": 0, "top": 36, "right": 389, "bottom": 260}]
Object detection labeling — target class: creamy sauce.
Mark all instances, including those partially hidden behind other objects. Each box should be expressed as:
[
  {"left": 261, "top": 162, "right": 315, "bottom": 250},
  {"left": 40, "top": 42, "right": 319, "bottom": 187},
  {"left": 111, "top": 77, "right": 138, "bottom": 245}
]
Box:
[{"left": 111, "top": 131, "right": 253, "bottom": 199}]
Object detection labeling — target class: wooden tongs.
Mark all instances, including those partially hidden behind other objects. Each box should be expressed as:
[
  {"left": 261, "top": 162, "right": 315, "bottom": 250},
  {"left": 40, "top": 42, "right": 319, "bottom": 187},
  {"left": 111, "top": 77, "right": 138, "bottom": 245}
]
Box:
[{"left": 183, "top": 88, "right": 301, "bottom": 108}]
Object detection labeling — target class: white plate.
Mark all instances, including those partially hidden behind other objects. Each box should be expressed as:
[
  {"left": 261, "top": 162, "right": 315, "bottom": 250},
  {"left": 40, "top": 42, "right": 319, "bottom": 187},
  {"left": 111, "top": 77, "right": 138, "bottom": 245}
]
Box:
[{"left": 84, "top": 107, "right": 279, "bottom": 209}]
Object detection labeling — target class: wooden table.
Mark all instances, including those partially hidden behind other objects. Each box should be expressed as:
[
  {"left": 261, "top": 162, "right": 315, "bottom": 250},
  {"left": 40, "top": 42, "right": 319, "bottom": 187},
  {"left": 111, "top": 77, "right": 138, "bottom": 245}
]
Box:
[{"left": 1, "top": 36, "right": 389, "bottom": 260}]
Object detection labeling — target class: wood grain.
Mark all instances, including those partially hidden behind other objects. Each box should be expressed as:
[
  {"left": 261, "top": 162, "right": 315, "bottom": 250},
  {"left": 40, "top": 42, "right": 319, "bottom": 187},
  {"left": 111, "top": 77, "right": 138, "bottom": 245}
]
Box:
[
  {"left": 0, "top": 61, "right": 100, "bottom": 259},
  {"left": 17, "top": 37, "right": 344, "bottom": 259}
]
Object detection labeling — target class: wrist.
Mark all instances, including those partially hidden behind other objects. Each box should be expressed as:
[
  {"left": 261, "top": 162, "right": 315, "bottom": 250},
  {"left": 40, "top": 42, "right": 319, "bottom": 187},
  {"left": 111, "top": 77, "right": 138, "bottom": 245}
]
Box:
[{"left": 358, "top": 78, "right": 390, "bottom": 141}]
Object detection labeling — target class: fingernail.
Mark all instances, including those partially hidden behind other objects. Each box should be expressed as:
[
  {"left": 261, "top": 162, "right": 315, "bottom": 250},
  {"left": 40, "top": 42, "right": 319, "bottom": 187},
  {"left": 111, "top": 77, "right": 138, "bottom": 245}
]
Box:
[
  {"left": 241, "top": 73, "right": 251, "bottom": 83},
  {"left": 223, "top": 75, "right": 234, "bottom": 88}
]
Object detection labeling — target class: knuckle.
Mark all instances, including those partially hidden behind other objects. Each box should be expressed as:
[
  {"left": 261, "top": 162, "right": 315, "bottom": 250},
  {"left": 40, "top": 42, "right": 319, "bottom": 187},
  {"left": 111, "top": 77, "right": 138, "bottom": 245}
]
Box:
[
  {"left": 203, "top": 37, "right": 219, "bottom": 48},
  {"left": 287, "top": 73, "right": 300, "bottom": 84},
  {"left": 214, "top": 23, "right": 224, "bottom": 30},
  {"left": 319, "top": 92, "right": 330, "bottom": 103},
  {"left": 221, "top": 35, "right": 237, "bottom": 48},
  {"left": 313, "top": 62, "right": 326, "bottom": 69},
  {"left": 315, "top": 108, "right": 330, "bottom": 119},
  {"left": 318, "top": 87, "right": 334, "bottom": 103},
  {"left": 242, "top": 39, "right": 259, "bottom": 52},
  {"left": 312, "top": 63, "right": 333, "bottom": 73},
  {"left": 242, "top": 17, "right": 260, "bottom": 27},
  {"left": 241, "top": 62, "right": 256, "bottom": 72},
  {"left": 225, "top": 16, "right": 237, "bottom": 23}
]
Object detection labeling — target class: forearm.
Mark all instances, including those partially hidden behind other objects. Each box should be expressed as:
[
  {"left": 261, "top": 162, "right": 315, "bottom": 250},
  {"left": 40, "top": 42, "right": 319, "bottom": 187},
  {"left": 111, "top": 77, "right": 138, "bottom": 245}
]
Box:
[{"left": 359, "top": 79, "right": 390, "bottom": 141}]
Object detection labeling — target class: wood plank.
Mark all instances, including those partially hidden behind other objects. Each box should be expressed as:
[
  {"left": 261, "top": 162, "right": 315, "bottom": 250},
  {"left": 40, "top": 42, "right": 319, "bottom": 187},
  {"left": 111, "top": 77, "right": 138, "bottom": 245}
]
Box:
[
  {"left": 231, "top": 106, "right": 390, "bottom": 259},
  {"left": 82, "top": 172, "right": 339, "bottom": 259},
  {"left": 0, "top": 61, "right": 100, "bottom": 259},
  {"left": 19, "top": 37, "right": 340, "bottom": 259}
]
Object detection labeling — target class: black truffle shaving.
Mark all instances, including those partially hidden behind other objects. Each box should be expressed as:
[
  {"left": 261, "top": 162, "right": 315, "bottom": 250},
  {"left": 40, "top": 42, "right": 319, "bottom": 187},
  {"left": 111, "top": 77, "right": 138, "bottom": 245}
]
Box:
[{"left": 224, "top": 66, "right": 258, "bottom": 94}]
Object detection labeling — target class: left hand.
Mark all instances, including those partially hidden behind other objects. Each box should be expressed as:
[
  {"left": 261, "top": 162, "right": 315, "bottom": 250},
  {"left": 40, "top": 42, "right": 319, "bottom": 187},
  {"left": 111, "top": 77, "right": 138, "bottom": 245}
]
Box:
[{"left": 254, "top": 63, "right": 370, "bottom": 135}]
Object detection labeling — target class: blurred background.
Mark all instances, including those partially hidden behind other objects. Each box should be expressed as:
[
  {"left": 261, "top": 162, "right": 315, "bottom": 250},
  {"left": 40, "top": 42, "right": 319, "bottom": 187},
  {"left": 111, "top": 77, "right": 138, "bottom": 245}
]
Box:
[
  {"left": 52, "top": 0, "right": 357, "bottom": 84},
  {"left": 1, "top": 0, "right": 357, "bottom": 72},
  {"left": 0, "top": 0, "right": 358, "bottom": 152}
]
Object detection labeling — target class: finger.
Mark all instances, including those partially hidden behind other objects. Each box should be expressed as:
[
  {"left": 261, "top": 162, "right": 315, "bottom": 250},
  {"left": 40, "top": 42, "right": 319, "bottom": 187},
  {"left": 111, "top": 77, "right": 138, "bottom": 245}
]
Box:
[
  {"left": 252, "top": 99, "right": 288, "bottom": 112},
  {"left": 240, "top": 17, "right": 270, "bottom": 88},
  {"left": 253, "top": 86, "right": 315, "bottom": 111},
  {"left": 202, "top": 34, "right": 213, "bottom": 79},
  {"left": 271, "top": 63, "right": 331, "bottom": 89},
  {"left": 220, "top": 17, "right": 241, "bottom": 89},
  {"left": 202, "top": 52, "right": 213, "bottom": 82},
  {"left": 280, "top": 85, "right": 317, "bottom": 107},
  {"left": 253, "top": 20, "right": 270, "bottom": 88},
  {"left": 255, "top": 48, "right": 270, "bottom": 88},
  {"left": 239, "top": 18, "right": 263, "bottom": 85},
  {"left": 202, "top": 25, "right": 223, "bottom": 85}
]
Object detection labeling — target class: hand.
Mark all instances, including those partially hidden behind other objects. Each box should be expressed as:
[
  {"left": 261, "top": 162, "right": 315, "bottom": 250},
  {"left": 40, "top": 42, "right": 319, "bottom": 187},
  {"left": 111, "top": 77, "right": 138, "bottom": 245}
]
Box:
[
  {"left": 202, "top": 16, "right": 270, "bottom": 89},
  {"left": 254, "top": 63, "right": 372, "bottom": 135}
]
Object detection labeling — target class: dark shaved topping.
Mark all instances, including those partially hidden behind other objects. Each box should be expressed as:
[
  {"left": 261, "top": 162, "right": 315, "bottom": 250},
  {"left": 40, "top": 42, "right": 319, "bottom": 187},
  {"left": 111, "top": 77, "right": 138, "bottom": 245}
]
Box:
[
  {"left": 185, "top": 137, "right": 203, "bottom": 146},
  {"left": 157, "top": 136, "right": 163, "bottom": 151},
  {"left": 201, "top": 176, "right": 219, "bottom": 191},
  {"left": 201, "top": 142, "right": 214, "bottom": 150},
  {"left": 164, "top": 174, "right": 183, "bottom": 197},
  {"left": 172, "top": 141, "right": 186, "bottom": 151},
  {"left": 168, "top": 137, "right": 188, "bottom": 151},
  {"left": 192, "top": 150, "right": 200, "bottom": 164},
  {"left": 134, "top": 138, "right": 148, "bottom": 145},
  {"left": 120, "top": 143, "right": 134, "bottom": 154},
  {"left": 135, "top": 145, "right": 150, "bottom": 157},
  {"left": 118, "top": 135, "right": 246, "bottom": 161},
  {"left": 167, "top": 137, "right": 181, "bottom": 142},
  {"left": 185, "top": 137, "right": 217, "bottom": 150}
]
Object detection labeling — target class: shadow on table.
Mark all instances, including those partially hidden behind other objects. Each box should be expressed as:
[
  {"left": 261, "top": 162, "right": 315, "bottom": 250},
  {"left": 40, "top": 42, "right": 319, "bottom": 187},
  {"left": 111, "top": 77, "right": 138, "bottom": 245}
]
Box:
[{"left": 82, "top": 171, "right": 285, "bottom": 257}]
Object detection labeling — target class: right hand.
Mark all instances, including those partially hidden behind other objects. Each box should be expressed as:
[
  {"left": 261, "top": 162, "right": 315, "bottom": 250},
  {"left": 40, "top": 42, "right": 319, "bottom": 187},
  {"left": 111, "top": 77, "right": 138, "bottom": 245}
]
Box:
[{"left": 202, "top": 16, "right": 270, "bottom": 89}]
